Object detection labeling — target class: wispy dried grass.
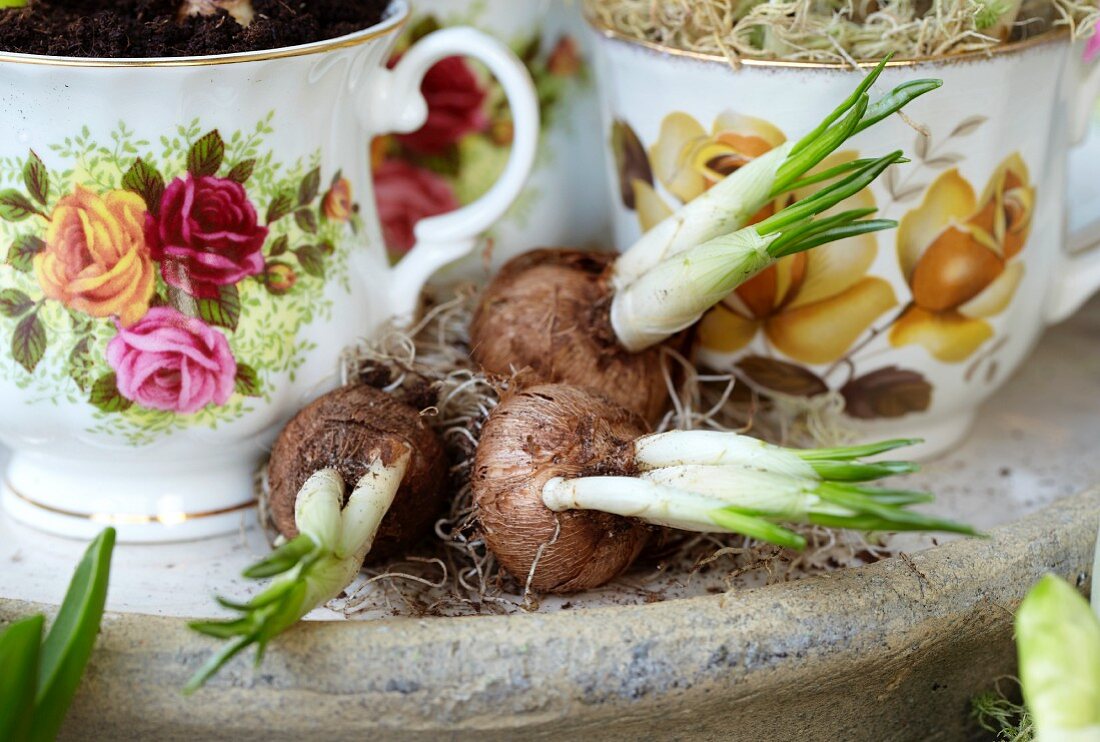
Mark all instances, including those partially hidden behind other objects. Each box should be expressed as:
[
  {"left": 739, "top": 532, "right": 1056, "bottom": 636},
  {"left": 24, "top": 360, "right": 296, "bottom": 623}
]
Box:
[
  {"left": 586, "top": 0, "right": 1099, "bottom": 64},
  {"left": 253, "top": 283, "right": 888, "bottom": 618}
]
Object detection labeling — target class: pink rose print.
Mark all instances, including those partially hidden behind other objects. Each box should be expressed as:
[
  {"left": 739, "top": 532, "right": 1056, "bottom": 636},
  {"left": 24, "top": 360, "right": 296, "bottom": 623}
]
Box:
[
  {"left": 395, "top": 56, "right": 489, "bottom": 155},
  {"left": 1087, "top": 21, "right": 1100, "bottom": 63},
  {"left": 150, "top": 174, "right": 268, "bottom": 298},
  {"left": 373, "top": 160, "right": 460, "bottom": 255},
  {"left": 107, "top": 307, "right": 237, "bottom": 415}
]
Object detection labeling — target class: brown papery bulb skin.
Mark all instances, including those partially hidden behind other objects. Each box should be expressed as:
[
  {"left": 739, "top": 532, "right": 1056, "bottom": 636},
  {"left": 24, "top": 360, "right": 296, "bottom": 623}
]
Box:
[
  {"left": 472, "top": 383, "right": 652, "bottom": 593},
  {"left": 470, "top": 249, "right": 673, "bottom": 424},
  {"left": 268, "top": 384, "right": 448, "bottom": 564}
]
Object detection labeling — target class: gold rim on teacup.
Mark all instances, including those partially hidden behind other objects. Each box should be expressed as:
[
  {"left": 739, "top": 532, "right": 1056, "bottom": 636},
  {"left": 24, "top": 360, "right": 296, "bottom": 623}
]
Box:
[
  {"left": 583, "top": 11, "right": 1074, "bottom": 69},
  {"left": 5, "top": 481, "right": 256, "bottom": 525},
  {"left": 0, "top": 0, "right": 410, "bottom": 67}
]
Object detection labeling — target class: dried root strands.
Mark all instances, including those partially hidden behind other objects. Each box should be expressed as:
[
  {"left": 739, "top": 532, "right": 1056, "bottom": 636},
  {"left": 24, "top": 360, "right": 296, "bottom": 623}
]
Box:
[{"left": 473, "top": 383, "right": 976, "bottom": 594}]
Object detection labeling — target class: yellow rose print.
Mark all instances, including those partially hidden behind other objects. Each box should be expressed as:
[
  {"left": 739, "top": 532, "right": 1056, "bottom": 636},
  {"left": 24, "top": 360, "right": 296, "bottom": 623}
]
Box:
[
  {"left": 699, "top": 153, "right": 898, "bottom": 365},
  {"left": 638, "top": 111, "right": 786, "bottom": 230},
  {"left": 34, "top": 186, "right": 155, "bottom": 326},
  {"left": 890, "top": 154, "right": 1033, "bottom": 362}
]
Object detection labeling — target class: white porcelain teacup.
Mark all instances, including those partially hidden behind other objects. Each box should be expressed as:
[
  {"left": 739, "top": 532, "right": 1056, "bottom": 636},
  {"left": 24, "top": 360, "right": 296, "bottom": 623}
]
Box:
[
  {"left": 0, "top": 0, "right": 538, "bottom": 542},
  {"left": 588, "top": 20, "right": 1100, "bottom": 458}
]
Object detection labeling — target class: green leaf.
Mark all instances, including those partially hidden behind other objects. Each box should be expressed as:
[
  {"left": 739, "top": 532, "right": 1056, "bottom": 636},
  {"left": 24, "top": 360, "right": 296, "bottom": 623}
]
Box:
[
  {"left": 0, "top": 189, "right": 40, "bottom": 222},
  {"left": 0, "top": 615, "right": 42, "bottom": 742},
  {"left": 298, "top": 167, "right": 321, "bottom": 205},
  {"left": 267, "top": 234, "right": 288, "bottom": 257},
  {"left": 265, "top": 192, "right": 294, "bottom": 224},
  {"left": 226, "top": 159, "right": 256, "bottom": 184},
  {"left": 197, "top": 284, "right": 240, "bottom": 331},
  {"left": 11, "top": 312, "right": 46, "bottom": 374},
  {"left": 234, "top": 363, "right": 261, "bottom": 397},
  {"left": 709, "top": 507, "right": 807, "bottom": 550},
  {"left": 89, "top": 373, "right": 132, "bottom": 413},
  {"left": 187, "top": 130, "right": 225, "bottom": 177},
  {"left": 6, "top": 234, "right": 45, "bottom": 273},
  {"left": 0, "top": 288, "right": 33, "bottom": 318},
  {"left": 242, "top": 534, "right": 315, "bottom": 578},
  {"left": 294, "top": 245, "right": 325, "bottom": 279},
  {"left": 808, "top": 459, "right": 920, "bottom": 482},
  {"left": 294, "top": 208, "right": 318, "bottom": 234},
  {"left": 121, "top": 158, "right": 165, "bottom": 214},
  {"left": 30, "top": 527, "right": 115, "bottom": 742},
  {"left": 23, "top": 150, "right": 49, "bottom": 206},
  {"left": 68, "top": 337, "right": 96, "bottom": 392},
  {"left": 798, "top": 438, "right": 922, "bottom": 462}
]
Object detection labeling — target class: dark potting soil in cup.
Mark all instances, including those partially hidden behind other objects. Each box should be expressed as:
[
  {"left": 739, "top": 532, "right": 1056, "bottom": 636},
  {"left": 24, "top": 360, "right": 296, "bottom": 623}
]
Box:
[{"left": 0, "top": 0, "right": 390, "bottom": 58}]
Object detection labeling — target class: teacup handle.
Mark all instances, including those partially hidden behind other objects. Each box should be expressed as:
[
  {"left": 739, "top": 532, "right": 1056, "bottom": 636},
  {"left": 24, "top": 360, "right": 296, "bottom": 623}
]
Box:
[
  {"left": 364, "top": 27, "right": 539, "bottom": 324},
  {"left": 1045, "top": 51, "right": 1100, "bottom": 324}
]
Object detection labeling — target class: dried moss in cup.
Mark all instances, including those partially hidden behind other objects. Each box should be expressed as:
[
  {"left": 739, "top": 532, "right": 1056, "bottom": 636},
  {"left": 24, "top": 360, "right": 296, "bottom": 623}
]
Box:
[
  {"left": 471, "top": 59, "right": 939, "bottom": 421},
  {"left": 585, "top": 0, "right": 1100, "bottom": 64},
  {"left": 185, "top": 384, "right": 448, "bottom": 692},
  {"left": 473, "top": 383, "right": 975, "bottom": 594}
]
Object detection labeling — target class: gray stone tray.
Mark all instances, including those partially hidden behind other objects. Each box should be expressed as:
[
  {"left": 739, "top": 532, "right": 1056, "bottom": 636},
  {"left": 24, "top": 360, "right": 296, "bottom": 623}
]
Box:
[{"left": 3, "top": 295, "right": 1100, "bottom": 739}]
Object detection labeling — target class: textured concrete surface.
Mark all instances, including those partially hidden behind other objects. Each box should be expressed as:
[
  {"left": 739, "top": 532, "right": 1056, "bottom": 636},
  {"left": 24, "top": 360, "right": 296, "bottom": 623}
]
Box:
[{"left": 2, "top": 487, "right": 1095, "bottom": 740}]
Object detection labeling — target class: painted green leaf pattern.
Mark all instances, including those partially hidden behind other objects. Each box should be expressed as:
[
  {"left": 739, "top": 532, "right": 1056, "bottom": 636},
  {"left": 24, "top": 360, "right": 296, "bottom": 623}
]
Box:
[
  {"left": 265, "top": 192, "right": 294, "bottom": 224},
  {"left": 0, "top": 288, "right": 32, "bottom": 318},
  {"left": 5, "top": 234, "right": 45, "bottom": 273},
  {"left": 23, "top": 151, "right": 49, "bottom": 206},
  {"left": 234, "top": 363, "right": 261, "bottom": 397},
  {"left": 187, "top": 130, "right": 225, "bottom": 177},
  {"left": 196, "top": 284, "right": 241, "bottom": 331},
  {"left": 227, "top": 159, "right": 256, "bottom": 184},
  {"left": 294, "top": 245, "right": 325, "bottom": 279},
  {"left": 298, "top": 167, "right": 321, "bottom": 205},
  {"left": 121, "top": 158, "right": 166, "bottom": 214},
  {"left": 0, "top": 190, "right": 39, "bottom": 222},
  {"left": 89, "top": 373, "right": 132, "bottom": 413},
  {"left": 294, "top": 208, "right": 318, "bottom": 234},
  {"left": 11, "top": 312, "right": 45, "bottom": 373}
]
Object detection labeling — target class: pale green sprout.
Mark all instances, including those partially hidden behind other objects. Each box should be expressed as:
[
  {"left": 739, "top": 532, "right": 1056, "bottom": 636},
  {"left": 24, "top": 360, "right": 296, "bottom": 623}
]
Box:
[
  {"left": 1015, "top": 573, "right": 1100, "bottom": 742},
  {"left": 185, "top": 449, "right": 411, "bottom": 693},
  {"left": 611, "top": 55, "right": 941, "bottom": 290},
  {"left": 611, "top": 149, "right": 902, "bottom": 350},
  {"left": 542, "top": 436, "right": 975, "bottom": 551}
]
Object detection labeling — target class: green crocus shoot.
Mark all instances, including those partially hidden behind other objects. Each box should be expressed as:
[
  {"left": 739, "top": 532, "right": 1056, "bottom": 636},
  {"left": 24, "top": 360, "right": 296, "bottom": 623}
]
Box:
[
  {"left": 186, "top": 462, "right": 407, "bottom": 693},
  {"left": 472, "top": 384, "right": 975, "bottom": 594},
  {"left": 186, "top": 383, "right": 449, "bottom": 693},
  {"left": 470, "top": 59, "right": 940, "bottom": 421},
  {"left": 1015, "top": 574, "right": 1100, "bottom": 742},
  {"left": 0, "top": 527, "right": 115, "bottom": 742}
]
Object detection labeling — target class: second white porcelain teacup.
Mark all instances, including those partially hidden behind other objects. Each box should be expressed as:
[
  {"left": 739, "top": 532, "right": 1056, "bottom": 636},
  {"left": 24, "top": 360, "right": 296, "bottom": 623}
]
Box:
[{"left": 588, "top": 19, "right": 1100, "bottom": 458}]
